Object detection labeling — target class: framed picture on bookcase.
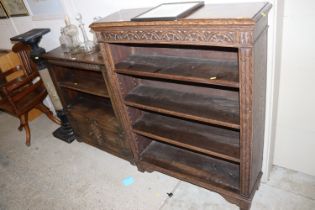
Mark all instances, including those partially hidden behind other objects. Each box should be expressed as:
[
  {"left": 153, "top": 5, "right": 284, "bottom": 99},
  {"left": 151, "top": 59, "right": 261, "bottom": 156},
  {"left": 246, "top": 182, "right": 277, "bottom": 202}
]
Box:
[{"left": 131, "top": 1, "right": 204, "bottom": 21}]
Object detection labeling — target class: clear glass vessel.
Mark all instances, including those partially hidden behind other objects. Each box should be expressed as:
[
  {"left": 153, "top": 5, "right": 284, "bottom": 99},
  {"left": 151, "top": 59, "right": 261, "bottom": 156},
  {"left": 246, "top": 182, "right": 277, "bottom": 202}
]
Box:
[
  {"left": 63, "top": 16, "right": 81, "bottom": 53},
  {"left": 59, "top": 27, "right": 71, "bottom": 52},
  {"left": 76, "top": 13, "right": 95, "bottom": 53}
]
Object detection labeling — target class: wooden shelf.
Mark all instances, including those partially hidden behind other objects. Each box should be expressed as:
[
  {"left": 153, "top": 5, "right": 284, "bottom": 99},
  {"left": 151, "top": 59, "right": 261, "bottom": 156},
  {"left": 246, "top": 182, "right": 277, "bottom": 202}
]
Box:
[
  {"left": 141, "top": 141, "right": 240, "bottom": 192},
  {"left": 116, "top": 54, "right": 239, "bottom": 88},
  {"left": 125, "top": 85, "right": 240, "bottom": 129},
  {"left": 59, "top": 80, "right": 109, "bottom": 98},
  {"left": 133, "top": 112, "right": 240, "bottom": 162}
]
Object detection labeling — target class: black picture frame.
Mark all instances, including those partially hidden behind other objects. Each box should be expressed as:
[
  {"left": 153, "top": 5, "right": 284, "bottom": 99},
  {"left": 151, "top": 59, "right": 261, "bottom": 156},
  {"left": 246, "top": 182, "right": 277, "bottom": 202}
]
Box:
[{"left": 131, "top": 1, "right": 204, "bottom": 22}]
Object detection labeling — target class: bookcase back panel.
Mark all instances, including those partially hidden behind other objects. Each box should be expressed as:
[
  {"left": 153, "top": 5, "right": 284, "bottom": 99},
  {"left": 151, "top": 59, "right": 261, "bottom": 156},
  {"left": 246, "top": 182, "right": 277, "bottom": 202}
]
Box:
[{"left": 111, "top": 43, "right": 239, "bottom": 88}]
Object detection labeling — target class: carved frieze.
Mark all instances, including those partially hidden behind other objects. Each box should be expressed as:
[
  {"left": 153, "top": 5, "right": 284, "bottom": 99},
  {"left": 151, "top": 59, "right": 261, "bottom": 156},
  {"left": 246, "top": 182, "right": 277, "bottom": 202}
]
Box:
[{"left": 99, "top": 29, "right": 238, "bottom": 45}]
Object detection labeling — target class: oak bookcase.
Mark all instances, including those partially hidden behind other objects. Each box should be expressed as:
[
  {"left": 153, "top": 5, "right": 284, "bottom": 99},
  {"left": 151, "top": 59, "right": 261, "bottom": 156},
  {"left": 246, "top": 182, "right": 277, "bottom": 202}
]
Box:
[{"left": 92, "top": 2, "right": 271, "bottom": 209}]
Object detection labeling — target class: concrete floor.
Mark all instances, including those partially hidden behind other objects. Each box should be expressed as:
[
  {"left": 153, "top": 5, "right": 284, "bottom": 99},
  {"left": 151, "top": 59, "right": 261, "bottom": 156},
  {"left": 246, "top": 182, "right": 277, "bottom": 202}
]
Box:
[{"left": 0, "top": 112, "right": 315, "bottom": 210}]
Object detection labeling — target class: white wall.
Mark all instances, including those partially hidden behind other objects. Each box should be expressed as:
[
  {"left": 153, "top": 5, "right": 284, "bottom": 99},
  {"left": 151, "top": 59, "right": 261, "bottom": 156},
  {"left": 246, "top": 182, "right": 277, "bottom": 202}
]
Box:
[
  {"left": 1, "top": 0, "right": 219, "bottom": 50},
  {"left": 0, "top": 19, "right": 19, "bottom": 49},
  {"left": 0, "top": 0, "right": 281, "bottom": 180},
  {"left": 273, "top": 0, "right": 315, "bottom": 176}
]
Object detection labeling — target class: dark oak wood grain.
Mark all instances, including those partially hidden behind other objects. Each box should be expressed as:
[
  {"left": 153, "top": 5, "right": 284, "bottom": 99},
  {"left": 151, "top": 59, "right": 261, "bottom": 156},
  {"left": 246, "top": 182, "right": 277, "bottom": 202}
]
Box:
[
  {"left": 133, "top": 112, "right": 240, "bottom": 162},
  {"left": 250, "top": 28, "right": 268, "bottom": 192},
  {"left": 116, "top": 54, "right": 239, "bottom": 88},
  {"left": 125, "top": 84, "right": 240, "bottom": 129},
  {"left": 141, "top": 141, "right": 240, "bottom": 192},
  {"left": 44, "top": 47, "right": 134, "bottom": 162},
  {"left": 59, "top": 79, "right": 109, "bottom": 98},
  {"left": 66, "top": 95, "right": 131, "bottom": 160}
]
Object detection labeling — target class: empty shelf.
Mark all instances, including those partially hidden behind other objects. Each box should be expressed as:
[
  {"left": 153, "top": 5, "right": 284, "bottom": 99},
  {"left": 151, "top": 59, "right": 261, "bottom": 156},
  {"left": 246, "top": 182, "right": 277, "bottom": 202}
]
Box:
[
  {"left": 134, "top": 112, "right": 240, "bottom": 162},
  {"left": 116, "top": 54, "right": 239, "bottom": 88},
  {"left": 125, "top": 85, "right": 240, "bottom": 129},
  {"left": 141, "top": 141, "right": 240, "bottom": 192}
]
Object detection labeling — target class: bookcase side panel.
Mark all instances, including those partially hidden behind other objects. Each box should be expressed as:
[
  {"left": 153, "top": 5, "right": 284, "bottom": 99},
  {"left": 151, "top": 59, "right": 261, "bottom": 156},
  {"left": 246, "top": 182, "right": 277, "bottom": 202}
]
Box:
[
  {"left": 99, "top": 42, "right": 140, "bottom": 163},
  {"left": 239, "top": 26, "right": 268, "bottom": 196},
  {"left": 250, "top": 27, "right": 268, "bottom": 191},
  {"left": 239, "top": 47, "right": 254, "bottom": 196}
]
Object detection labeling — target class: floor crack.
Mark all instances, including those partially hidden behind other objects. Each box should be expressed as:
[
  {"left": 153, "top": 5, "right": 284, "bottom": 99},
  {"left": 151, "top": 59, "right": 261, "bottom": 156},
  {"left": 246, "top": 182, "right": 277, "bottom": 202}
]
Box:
[{"left": 159, "top": 181, "right": 181, "bottom": 210}]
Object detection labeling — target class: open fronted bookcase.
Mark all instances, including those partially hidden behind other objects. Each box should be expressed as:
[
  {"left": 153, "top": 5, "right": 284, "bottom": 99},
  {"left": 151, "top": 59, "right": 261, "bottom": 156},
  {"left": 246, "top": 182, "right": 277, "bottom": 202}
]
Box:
[
  {"left": 91, "top": 2, "right": 271, "bottom": 209},
  {"left": 110, "top": 43, "right": 242, "bottom": 192}
]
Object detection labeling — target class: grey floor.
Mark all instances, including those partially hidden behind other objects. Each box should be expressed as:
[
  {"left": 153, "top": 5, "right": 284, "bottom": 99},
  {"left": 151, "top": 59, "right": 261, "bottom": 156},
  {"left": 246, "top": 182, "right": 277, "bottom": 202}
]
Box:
[{"left": 0, "top": 112, "right": 315, "bottom": 210}]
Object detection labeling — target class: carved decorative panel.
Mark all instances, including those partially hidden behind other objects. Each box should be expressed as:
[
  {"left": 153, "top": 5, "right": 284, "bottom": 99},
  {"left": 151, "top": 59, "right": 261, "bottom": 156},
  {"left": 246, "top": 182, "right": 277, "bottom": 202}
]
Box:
[
  {"left": 98, "top": 29, "right": 239, "bottom": 46},
  {"left": 240, "top": 31, "right": 254, "bottom": 46}
]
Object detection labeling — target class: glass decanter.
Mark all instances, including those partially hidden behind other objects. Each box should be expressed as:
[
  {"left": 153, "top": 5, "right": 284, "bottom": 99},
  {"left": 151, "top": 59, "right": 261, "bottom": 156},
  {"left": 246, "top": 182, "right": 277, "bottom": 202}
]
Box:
[
  {"left": 59, "top": 27, "right": 71, "bottom": 52},
  {"left": 75, "top": 13, "right": 95, "bottom": 53},
  {"left": 63, "top": 16, "right": 81, "bottom": 53}
]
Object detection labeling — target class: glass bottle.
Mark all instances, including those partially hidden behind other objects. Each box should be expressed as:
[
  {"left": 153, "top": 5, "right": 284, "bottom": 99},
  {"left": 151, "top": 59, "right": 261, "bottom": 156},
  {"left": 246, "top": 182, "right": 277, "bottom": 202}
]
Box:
[
  {"left": 59, "top": 27, "right": 71, "bottom": 52},
  {"left": 63, "top": 16, "right": 81, "bottom": 53},
  {"left": 92, "top": 16, "right": 102, "bottom": 45},
  {"left": 75, "top": 13, "right": 95, "bottom": 53}
]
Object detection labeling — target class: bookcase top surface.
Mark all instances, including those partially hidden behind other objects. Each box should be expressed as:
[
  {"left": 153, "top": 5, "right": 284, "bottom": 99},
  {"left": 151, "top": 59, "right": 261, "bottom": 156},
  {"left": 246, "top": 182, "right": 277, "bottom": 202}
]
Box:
[
  {"left": 91, "top": 2, "right": 271, "bottom": 29},
  {"left": 43, "top": 47, "right": 104, "bottom": 65}
]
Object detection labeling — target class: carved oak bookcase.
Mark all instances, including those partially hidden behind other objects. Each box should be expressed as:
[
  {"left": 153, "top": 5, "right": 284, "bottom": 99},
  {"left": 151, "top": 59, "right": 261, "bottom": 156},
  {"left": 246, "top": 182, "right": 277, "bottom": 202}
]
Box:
[{"left": 91, "top": 2, "right": 271, "bottom": 209}]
